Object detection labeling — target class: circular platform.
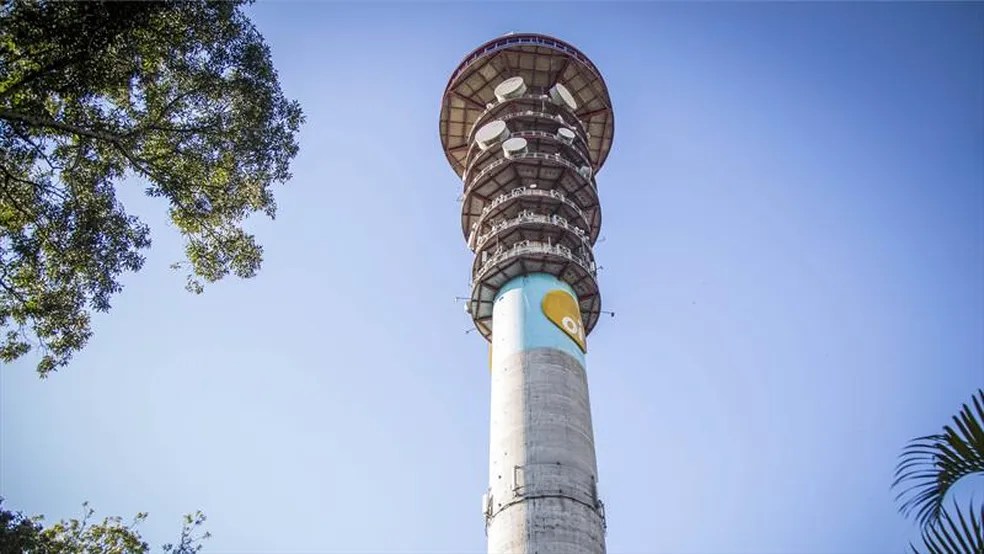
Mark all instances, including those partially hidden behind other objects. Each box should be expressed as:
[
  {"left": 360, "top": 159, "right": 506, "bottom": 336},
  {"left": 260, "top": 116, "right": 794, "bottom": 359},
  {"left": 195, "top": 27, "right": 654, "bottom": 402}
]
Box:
[
  {"left": 467, "top": 186, "right": 594, "bottom": 249},
  {"left": 460, "top": 151, "right": 601, "bottom": 247},
  {"left": 440, "top": 34, "right": 614, "bottom": 178},
  {"left": 467, "top": 240, "right": 601, "bottom": 341}
]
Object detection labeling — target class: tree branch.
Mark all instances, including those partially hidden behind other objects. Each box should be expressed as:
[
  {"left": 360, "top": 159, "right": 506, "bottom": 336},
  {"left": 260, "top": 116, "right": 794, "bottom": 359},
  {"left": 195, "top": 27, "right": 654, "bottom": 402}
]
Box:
[
  {"left": 126, "top": 89, "right": 201, "bottom": 137},
  {"left": 0, "top": 51, "right": 90, "bottom": 101},
  {"left": 0, "top": 109, "right": 125, "bottom": 144},
  {"left": 0, "top": 264, "right": 29, "bottom": 308},
  {"left": 0, "top": 165, "right": 44, "bottom": 219},
  {"left": 9, "top": 125, "right": 58, "bottom": 172}
]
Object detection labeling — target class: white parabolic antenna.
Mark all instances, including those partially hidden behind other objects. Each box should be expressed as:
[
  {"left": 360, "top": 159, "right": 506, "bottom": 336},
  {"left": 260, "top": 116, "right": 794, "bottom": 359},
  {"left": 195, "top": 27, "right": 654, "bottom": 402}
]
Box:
[
  {"left": 550, "top": 82, "right": 578, "bottom": 111},
  {"left": 475, "top": 120, "right": 510, "bottom": 150},
  {"left": 502, "top": 136, "right": 528, "bottom": 158},
  {"left": 494, "top": 76, "right": 527, "bottom": 102},
  {"left": 557, "top": 127, "right": 576, "bottom": 143}
]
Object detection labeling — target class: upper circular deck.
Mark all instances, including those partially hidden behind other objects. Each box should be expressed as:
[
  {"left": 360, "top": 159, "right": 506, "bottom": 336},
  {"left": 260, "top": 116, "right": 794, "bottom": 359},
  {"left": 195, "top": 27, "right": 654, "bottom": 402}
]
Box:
[{"left": 439, "top": 34, "right": 615, "bottom": 178}]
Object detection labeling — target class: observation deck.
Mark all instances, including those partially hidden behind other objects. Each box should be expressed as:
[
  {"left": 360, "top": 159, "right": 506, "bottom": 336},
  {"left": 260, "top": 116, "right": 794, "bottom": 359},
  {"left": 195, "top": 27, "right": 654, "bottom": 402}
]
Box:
[{"left": 439, "top": 33, "right": 614, "bottom": 340}]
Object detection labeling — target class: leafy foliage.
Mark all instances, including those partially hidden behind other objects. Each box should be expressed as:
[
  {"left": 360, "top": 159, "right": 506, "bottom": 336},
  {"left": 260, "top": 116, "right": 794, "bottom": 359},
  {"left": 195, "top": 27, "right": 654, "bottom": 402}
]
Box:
[
  {"left": 895, "top": 389, "right": 984, "bottom": 553},
  {"left": 909, "top": 501, "right": 983, "bottom": 554},
  {"left": 33, "top": 502, "right": 150, "bottom": 554},
  {"left": 0, "top": 0, "right": 303, "bottom": 375},
  {"left": 0, "top": 499, "right": 209, "bottom": 554},
  {"left": 0, "top": 499, "right": 44, "bottom": 553},
  {"left": 894, "top": 389, "right": 984, "bottom": 527},
  {"left": 161, "top": 512, "right": 210, "bottom": 554}
]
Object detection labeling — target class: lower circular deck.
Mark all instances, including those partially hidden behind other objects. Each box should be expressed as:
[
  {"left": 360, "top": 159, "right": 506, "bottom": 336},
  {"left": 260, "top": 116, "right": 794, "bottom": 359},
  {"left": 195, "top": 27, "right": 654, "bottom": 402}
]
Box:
[{"left": 468, "top": 241, "right": 601, "bottom": 340}]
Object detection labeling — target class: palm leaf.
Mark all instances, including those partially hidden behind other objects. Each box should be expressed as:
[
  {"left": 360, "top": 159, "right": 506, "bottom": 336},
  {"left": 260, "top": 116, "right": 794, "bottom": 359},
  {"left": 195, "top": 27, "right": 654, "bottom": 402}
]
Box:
[
  {"left": 909, "top": 500, "right": 984, "bottom": 554},
  {"left": 894, "top": 389, "right": 984, "bottom": 528}
]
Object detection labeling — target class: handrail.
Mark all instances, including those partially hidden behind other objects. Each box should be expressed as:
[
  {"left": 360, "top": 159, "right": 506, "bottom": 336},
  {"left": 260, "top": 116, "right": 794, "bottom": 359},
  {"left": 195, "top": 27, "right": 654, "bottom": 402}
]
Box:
[
  {"left": 481, "top": 186, "right": 584, "bottom": 220},
  {"left": 466, "top": 95, "right": 588, "bottom": 145},
  {"left": 472, "top": 240, "right": 597, "bottom": 288},
  {"left": 464, "top": 129, "right": 591, "bottom": 177},
  {"left": 445, "top": 34, "right": 604, "bottom": 95},
  {"left": 466, "top": 151, "right": 594, "bottom": 193},
  {"left": 474, "top": 211, "right": 589, "bottom": 250}
]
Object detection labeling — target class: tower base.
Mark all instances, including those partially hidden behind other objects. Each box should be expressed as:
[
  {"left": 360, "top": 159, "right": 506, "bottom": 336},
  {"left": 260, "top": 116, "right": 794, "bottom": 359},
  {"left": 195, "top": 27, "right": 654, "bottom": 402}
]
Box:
[{"left": 485, "top": 274, "right": 606, "bottom": 554}]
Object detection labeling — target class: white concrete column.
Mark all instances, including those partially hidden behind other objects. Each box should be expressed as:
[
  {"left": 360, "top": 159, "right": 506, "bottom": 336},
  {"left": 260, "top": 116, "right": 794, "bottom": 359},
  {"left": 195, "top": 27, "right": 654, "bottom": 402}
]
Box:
[{"left": 485, "top": 273, "right": 606, "bottom": 554}]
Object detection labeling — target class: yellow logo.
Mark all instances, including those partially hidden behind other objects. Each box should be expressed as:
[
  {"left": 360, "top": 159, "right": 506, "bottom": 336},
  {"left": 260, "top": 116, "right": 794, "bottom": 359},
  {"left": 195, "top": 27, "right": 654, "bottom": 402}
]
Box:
[{"left": 542, "top": 289, "right": 587, "bottom": 353}]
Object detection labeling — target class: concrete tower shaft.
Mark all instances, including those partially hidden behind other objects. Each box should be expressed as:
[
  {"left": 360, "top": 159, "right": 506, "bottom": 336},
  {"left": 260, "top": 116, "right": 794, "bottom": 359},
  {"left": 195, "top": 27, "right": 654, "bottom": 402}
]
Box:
[{"left": 439, "top": 34, "right": 614, "bottom": 554}]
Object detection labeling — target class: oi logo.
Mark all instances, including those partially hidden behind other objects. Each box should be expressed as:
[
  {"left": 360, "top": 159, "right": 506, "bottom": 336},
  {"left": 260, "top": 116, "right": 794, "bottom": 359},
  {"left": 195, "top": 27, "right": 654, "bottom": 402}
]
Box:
[{"left": 541, "top": 289, "right": 587, "bottom": 353}]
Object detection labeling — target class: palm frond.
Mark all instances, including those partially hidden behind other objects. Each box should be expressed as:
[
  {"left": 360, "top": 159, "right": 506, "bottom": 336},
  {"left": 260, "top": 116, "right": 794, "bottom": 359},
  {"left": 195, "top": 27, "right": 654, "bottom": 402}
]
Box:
[
  {"left": 908, "top": 500, "right": 984, "bottom": 554},
  {"left": 894, "top": 389, "right": 984, "bottom": 528}
]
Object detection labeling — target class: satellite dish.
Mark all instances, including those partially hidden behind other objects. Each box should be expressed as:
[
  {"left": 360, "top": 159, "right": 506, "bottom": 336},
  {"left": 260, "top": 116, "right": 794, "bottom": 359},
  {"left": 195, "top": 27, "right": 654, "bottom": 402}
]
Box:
[
  {"left": 494, "top": 76, "right": 527, "bottom": 102},
  {"left": 475, "top": 120, "right": 510, "bottom": 150},
  {"left": 557, "top": 127, "right": 576, "bottom": 144},
  {"left": 549, "top": 82, "right": 578, "bottom": 111},
  {"left": 502, "top": 137, "right": 528, "bottom": 159}
]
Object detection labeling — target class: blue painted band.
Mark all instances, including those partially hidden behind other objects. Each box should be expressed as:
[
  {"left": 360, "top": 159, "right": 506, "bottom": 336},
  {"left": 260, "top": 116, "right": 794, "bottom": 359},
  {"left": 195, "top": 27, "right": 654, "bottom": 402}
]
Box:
[{"left": 493, "top": 272, "right": 586, "bottom": 364}]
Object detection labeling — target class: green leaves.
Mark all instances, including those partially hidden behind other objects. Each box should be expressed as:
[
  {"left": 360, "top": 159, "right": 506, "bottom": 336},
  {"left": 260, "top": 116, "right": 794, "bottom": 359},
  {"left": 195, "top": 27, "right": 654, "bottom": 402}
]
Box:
[
  {"left": 895, "top": 389, "right": 984, "bottom": 553},
  {"left": 38, "top": 501, "right": 151, "bottom": 554},
  {"left": 162, "top": 511, "right": 209, "bottom": 554},
  {"left": 0, "top": 499, "right": 209, "bottom": 554},
  {"left": 0, "top": 1, "right": 303, "bottom": 375},
  {"left": 0, "top": 498, "right": 45, "bottom": 553},
  {"left": 894, "top": 390, "right": 984, "bottom": 527},
  {"left": 909, "top": 501, "right": 984, "bottom": 554}
]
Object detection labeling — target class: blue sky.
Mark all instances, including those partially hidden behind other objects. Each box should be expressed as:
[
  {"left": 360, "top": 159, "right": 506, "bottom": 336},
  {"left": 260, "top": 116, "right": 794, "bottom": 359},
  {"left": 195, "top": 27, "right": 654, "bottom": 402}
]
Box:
[{"left": 2, "top": 2, "right": 982, "bottom": 552}]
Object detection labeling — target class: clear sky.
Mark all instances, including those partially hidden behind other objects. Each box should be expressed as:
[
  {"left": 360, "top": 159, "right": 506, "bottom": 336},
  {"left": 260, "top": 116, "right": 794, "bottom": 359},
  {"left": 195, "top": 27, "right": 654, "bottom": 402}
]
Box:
[{"left": 2, "top": 2, "right": 983, "bottom": 553}]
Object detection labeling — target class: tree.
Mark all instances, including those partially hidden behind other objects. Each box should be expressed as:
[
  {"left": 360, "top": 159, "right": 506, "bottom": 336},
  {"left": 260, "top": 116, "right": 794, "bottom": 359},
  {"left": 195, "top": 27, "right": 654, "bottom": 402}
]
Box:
[
  {"left": 0, "top": 0, "right": 303, "bottom": 375},
  {"left": 0, "top": 499, "right": 209, "bottom": 553},
  {"left": 0, "top": 499, "right": 43, "bottom": 553},
  {"left": 894, "top": 389, "right": 984, "bottom": 553}
]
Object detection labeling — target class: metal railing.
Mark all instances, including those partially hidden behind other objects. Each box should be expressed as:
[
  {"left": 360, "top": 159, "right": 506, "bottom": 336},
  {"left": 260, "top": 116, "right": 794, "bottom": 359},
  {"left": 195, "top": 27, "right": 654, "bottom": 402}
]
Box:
[
  {"left": 467, "top": 104, "right": 588, "bottom": 146},
  {"left": 472, "top": 240, "right": 597, "bottom": 289},
  {"left": 465, "top": 129, "right": 591, "bottom": 178},
  {"left": 481, "top": 186, "right": 584, "bottom": 220},
  {"left": 466, "top": 151, "right": 595, "bottom": 193},
  {"left": 445, "top": 34, "right": 603, "bottom": 94},
  {"left": 474, "top": 211, "right": 590, "bottom": 250}
]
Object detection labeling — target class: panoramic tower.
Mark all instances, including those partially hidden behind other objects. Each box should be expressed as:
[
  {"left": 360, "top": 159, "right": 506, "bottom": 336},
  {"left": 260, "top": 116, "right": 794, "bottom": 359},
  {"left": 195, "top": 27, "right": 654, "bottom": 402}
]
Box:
[{"left": 439, "top": 34, "right": 614, "bottom": 554}]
